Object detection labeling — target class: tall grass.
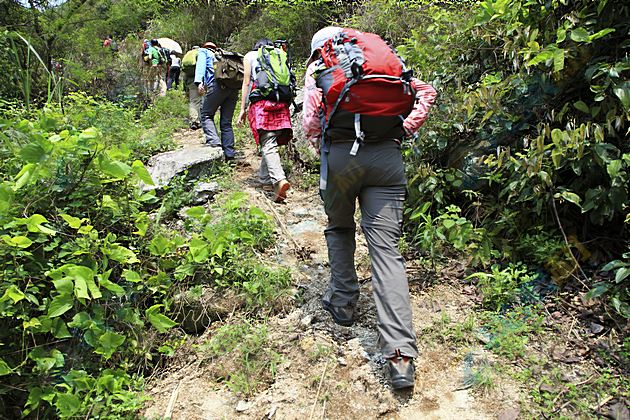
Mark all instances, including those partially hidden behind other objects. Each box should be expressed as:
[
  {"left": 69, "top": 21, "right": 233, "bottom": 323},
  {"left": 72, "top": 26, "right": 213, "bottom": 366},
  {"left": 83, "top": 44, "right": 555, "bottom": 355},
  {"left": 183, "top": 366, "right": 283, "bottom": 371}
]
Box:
[{"left": 5, "top": 31, "right": 66, "bottom": 113}]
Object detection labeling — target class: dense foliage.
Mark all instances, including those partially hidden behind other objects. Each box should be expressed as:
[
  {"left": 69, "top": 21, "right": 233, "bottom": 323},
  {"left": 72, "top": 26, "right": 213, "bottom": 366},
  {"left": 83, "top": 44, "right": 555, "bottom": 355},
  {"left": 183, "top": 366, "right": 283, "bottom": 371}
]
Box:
[
  {"left": 1, "top": 0, "right": 629, "bottom": 418},
  {"left": 397, "top": 0, "right": 629, "bottom": 315},
  {"left": 0, "top": 92, "right": 291, "bottom": 417}
]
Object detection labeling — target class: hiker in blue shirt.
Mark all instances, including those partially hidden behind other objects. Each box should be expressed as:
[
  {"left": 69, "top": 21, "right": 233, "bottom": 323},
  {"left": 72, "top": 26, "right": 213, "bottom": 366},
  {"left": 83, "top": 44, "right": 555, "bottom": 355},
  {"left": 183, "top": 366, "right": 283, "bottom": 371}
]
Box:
[{"left": 194, "top": 41, "right": 238, "bottom": 164}]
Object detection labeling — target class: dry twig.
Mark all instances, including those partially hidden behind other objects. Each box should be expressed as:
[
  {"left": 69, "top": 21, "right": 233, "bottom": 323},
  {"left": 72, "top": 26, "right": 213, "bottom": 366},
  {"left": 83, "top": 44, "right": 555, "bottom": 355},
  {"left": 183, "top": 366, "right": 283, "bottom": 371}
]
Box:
[{"left": 309, "top": 360, "right": 330, "bottom": 420}]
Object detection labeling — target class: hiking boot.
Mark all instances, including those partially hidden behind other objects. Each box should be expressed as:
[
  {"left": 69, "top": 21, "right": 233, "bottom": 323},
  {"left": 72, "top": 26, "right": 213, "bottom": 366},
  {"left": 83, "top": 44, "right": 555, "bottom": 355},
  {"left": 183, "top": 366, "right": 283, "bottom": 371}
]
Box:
[
  {"left": 387, "top": 356, "right": 415, "bottom": 389},
  {"left": 262, "top": 183, "right": 273, "bottom": 192},
  {"left": 225, "top": 156, "right": 236, "bottom": 166},
  {"left": 273, "top": 180, "right": 290, "bottom": 202},
  {"left": 204, "top": 142, "right": 221, "bottom": 148},
  {"left": 321, "top": 291, "right": 354, "bottom": 327}
]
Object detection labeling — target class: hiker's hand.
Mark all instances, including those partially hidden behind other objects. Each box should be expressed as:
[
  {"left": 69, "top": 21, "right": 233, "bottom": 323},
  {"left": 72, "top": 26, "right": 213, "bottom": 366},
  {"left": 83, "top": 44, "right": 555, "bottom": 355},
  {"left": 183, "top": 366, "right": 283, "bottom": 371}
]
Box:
[
  {"left": 236, "top": 110, "right": 246, "bottom": 126},
  {"left": 197, "top": 84, "right": 205, "bottom": 96}
]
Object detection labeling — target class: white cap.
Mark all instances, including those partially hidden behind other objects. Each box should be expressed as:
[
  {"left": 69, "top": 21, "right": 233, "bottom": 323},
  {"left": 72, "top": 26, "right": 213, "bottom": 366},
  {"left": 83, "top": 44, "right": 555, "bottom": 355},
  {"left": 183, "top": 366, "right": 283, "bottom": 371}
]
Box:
[{"left": 307, "top": 26, "right": 341, "bottom": 66}]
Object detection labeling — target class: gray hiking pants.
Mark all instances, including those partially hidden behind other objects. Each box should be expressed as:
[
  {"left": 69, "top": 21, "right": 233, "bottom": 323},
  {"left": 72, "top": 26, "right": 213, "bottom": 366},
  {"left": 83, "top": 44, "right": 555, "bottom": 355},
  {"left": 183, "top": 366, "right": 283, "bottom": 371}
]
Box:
[
  {"left": 188, "top": 81, "right": 202, "bottom": 126},
  {"left": 258, "top": 130, "right": 286, "bottom": 185},
  {"left": 320, "top": 140, "right": 418, "bottom": 360}
]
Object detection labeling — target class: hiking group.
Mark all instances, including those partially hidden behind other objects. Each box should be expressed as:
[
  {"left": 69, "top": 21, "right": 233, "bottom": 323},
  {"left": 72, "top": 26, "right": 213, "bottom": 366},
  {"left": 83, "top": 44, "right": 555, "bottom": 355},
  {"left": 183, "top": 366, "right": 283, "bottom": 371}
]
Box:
[{"left": 148, "top": 28, "right": 436, "bottom": 389}]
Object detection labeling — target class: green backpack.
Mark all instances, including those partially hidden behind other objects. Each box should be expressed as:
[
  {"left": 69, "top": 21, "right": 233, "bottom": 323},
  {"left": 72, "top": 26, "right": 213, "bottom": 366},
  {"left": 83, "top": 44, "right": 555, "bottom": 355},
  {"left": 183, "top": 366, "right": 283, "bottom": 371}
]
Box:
[
  {"left": 181, "top": 49, "right": 199, "bottom": 77},
  {"left": 249, "top": 42, "right": 296, "bottom": 104}
]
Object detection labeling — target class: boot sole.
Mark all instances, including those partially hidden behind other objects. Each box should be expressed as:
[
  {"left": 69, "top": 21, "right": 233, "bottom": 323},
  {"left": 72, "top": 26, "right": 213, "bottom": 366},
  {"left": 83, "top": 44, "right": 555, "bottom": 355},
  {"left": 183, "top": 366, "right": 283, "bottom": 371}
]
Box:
[
  {"left": 391, "top": 376, "right": 415, "bottom": 389},
  {"left": 274, "top": 182, "right": 290, "bottom": 202}
]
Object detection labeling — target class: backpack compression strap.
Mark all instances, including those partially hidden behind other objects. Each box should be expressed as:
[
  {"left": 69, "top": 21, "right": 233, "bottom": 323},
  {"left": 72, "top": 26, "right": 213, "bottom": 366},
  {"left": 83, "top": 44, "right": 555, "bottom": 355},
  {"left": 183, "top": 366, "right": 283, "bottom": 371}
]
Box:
[{"left": 260, "top": 48, "right": 280, "bottom": 102}]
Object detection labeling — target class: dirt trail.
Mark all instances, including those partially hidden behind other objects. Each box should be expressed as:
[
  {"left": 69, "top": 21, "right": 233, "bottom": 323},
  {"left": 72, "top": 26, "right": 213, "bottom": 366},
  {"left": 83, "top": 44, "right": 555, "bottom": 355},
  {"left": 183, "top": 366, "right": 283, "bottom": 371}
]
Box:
[{"left": 143, "top": 129, "right": 520, "bottom": 419}]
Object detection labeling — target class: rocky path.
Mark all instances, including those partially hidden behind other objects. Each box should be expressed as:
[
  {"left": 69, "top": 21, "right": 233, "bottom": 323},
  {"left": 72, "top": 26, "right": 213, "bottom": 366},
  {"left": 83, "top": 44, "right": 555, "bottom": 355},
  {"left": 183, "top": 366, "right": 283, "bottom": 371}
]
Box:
[{"left": 142, "top": 128, "right": 521, "bottom": 420}]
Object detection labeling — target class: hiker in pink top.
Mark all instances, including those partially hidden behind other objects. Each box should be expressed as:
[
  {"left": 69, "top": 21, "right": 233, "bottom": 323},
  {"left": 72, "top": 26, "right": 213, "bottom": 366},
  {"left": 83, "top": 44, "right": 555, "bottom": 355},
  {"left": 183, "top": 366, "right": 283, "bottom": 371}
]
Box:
[
  {"left": 237, "top": 39, "right": 293, "bottom": 202},
  {"left": 302, "top": 26, "right": 436, "bottom": 390}
]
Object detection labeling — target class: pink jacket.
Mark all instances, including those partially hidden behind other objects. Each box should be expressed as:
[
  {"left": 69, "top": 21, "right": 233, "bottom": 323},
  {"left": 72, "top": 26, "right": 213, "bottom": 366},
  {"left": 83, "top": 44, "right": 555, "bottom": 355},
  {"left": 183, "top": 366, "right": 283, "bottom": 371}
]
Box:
[{"left": 302, "top": 61, "right": 437, "bottom": 154}]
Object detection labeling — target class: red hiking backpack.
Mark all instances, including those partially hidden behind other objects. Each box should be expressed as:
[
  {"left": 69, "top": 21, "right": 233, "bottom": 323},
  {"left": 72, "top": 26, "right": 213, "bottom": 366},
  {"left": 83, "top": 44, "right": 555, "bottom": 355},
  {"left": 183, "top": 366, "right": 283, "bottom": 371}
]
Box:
[{"left": 315, "top": 28, "right": 415, "bottom": 144}]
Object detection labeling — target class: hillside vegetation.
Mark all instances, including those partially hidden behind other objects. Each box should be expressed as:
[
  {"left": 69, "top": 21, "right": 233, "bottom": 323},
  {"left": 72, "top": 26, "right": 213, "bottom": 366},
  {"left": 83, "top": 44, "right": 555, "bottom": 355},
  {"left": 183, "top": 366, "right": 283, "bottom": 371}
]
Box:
[{"left": 0, "top": 0, "right": 628, "bottom": 418}]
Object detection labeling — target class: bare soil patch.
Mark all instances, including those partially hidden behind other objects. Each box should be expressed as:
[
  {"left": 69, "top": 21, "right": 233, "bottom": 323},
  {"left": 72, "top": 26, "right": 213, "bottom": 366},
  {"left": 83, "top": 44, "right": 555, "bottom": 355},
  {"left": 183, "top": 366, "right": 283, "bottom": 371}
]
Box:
[{"left": 142, "top": 128, "right": 626, "bottom": 419}]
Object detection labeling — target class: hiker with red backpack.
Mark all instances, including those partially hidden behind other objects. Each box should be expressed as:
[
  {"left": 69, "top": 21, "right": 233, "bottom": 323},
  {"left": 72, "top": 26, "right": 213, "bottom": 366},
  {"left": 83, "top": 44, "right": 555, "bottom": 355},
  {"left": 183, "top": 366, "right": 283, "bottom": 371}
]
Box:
[
  {"left": 237, "top": 39, "right": 295, "bottom": 202},
  {"left": 302, "top": 27, "right": 436, "bottom": 390},
  {"left": 195, "top": 41, "right": 239, "bottom": 164}
]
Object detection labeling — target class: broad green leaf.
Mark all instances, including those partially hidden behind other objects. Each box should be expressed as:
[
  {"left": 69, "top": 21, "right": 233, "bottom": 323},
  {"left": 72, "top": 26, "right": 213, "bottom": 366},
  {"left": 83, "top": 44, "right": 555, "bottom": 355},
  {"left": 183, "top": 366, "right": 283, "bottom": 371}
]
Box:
[
  {"left": 601, "top": 260, "right": 628, "bottom": 271},
  {"left": 23, "top": 317, "right": 41, "bottom": 329},
  {"left": 443, "top": 219, "right": 456, "bottom": 229},
  {"left": 95, "top": 331, "right": 125, "bottom": 359},
  {"left": 51, "top": 318, "right": 72, "bottom": 338},
  {"left": 134, "top": 214, "right": 149, "bottom": 236},
  {"left": 145, "top": 305, "right": 178, "bottom": 333},
  {"left": 99, "top": 159, "right": 132, "bottom": 178},
  {"left": 409, "top": 207, "right": 424, "bottom": 220},
  {"left": 613, "top": 81, "right": 630, "bottom": 111},
  {"left": 64, "top": 266, "right": 98, "bottom": 299},
  {"left": 528, "top": 50, "right": 553, "bottom": 66},
  {"left": 102, "top": 244, "right": 139, "bottom": 264},
  {"left": 52, "top": 278, "right": 73, "bottom": 295},
  {"left": 553, "top": 47, "right": 564, "bottom": 72},
  {"left": 67, "top": 312, "right": 91, "bottom": 329},
  {"left": 607, "top": 160, "right": 622, "bottom": 178},
  {"left": 4, "top": 235, "right": 33, "bottom": 248},
  {"left": 562, "top": 191, "right": 581, "bottom": 206},
  {"left": 574, "top": 101, "right": 589, "bottom": 113},
  {"left": 14, "top": 163, "right": 35, "bottom": 189},
  {"left": 1, "top": 285, "right": 25, "bottom": 303},
  {"left": 132, "top": 160, "right": 154, "bottom": 185},
  {"left": 249, "top": 206, "right": 270, "bottom": 219},
  {"left": 185, "top": 206, "right": 206, "bottom": 219},
  {"left": 26, "top": 214, "right": 56, "bottom": 235},
  {"left": 123, "top": 270, "right": 142, "bottom": 283},
  {"left": 556, "top": 28, "right": 566, "bottom": 43},
  {"left": 584, "top": 282, "right": 612, "bottom": 299},
  {"left": 55, "top": 393, "right": 80, "bottom": 417},
  {"left": 212, "top": 240, "right": 224, "bottom": 259},
  {"left": 240, "top": 231, "right": 255, "bottom": 245},
  {"left": 202, "top": 225, "right": 216, "bottom": 241},
  {"left": 17, "top": 143, "right": 48, "bottom": 163},
  {"left": 79, "top": 127, "right": 98, "bottom": 139},
  {"left": 99, "top": 278, "right": 125, "bottom": 296},
  {"left": 101, "top": 195, "right": 120, "bottom": 216},
  {"left": 615, "top": 267, "right": 630, "bottom": 284},
  {"left": 0, "top": 358, "right": 14, "bottom": 376},
  {"left": 48, "top": 294, "right": 73, "bottom": 318},
  {"left": 0, "top": 186, "right": 15, "bottom": 213},
  {"left": 190, "top": 237, "right": 209, "bottom": 263},
  {"left": 590, "top": 28, "right": 615, "bottom": 41},
  {"left": 150, "top": 235, "right": 170, "bottom": 256},
  {"left": 539, "top": 171, "right": 551, "bottom": 186},
  {"left": 570, "top": 28, "right": 590, "bottom": 43},
  {"left": 59, "top": 214, "right": 83, "bottom": 229}
]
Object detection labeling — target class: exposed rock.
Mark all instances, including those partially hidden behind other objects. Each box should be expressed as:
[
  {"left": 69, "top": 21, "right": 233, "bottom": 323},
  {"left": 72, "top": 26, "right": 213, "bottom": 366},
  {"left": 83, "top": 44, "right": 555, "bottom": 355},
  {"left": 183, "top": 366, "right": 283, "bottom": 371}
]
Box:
[
  {"left": 236, "top": 400, "right": 251, "bottom": 412},
  {"left": 194, "top": 181, "right": 219, "bottom": 203},
  {"left": 590, "top": 322, "right": 604, "bottom": 335},
  {"left": 609, "top": 401, "right": 630, "bottom": 420},
  {"left": 171, "top": 287, "right": 232, "bottom": 334},
  {"left": 497, "top": 408, "right": 521, "bottom": 420},
  {"left": 141, "top": 146, "right": 224, "bottom": 193},
  {"left": 539, "top": 383, "right": 556, "bottom": 393},
  {"left": 300, "top": 314, "right": 313, "bottom": 328}
]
